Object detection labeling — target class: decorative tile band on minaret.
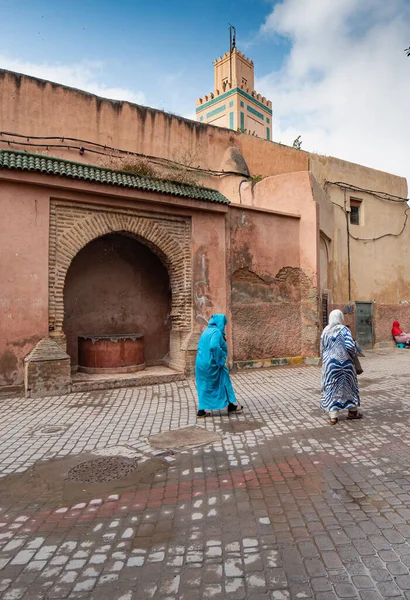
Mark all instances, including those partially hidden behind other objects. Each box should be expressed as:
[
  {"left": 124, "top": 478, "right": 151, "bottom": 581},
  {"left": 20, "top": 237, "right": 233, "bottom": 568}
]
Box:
[{"left": 196, "top": 46, "right": 272, "bottom": 141}]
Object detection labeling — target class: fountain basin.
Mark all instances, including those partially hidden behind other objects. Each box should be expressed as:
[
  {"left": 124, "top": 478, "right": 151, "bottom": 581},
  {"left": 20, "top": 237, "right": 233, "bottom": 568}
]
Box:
[{"left": 78, "top": 334, "right": 145, "bottom": 374}]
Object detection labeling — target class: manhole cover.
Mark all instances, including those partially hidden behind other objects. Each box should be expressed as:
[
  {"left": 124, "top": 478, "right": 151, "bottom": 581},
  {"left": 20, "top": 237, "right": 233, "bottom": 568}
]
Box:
[{"left": 67, "top": 457, "right": 139, "bottom": 483}]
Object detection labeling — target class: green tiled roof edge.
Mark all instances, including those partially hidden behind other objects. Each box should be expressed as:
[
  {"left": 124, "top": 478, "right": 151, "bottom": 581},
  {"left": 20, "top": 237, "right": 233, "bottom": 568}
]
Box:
[{"left": 0, "top": 149, "right": 229, "bottom": 205}]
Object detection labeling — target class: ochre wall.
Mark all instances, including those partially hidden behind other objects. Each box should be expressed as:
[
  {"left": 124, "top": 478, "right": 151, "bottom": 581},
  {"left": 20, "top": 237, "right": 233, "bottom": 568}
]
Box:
[
  {"left": 310, "top": 154, "right": 407, "bottom": 196},
  {"left": 330, "top": 198, "right": 410, "bottom": 311},
  {"left": 63, "top": 234, "right": 171, "bottom": 367},
  {"left": 311, "top": 175, "right": 334, "bottom": 242},
  {"left": 311, "top": 155, "right": 410, "bottom": 343},
  {"left": 0, "top": 182, "right": 49, "bottom": 386},
  {"left": 310, "top": 154, "right": 410, "bottom": 306}
]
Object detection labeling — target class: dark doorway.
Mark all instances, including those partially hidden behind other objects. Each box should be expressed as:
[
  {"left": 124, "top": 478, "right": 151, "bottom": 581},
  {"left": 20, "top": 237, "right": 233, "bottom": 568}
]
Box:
[
  {"left": 63, "top": 233, "right": 171, "bottom": 368},
  {"left": 322, "top": 295, "right": 328, "bottom": 331},
  {"left": 355, "top": 302, "right": 373, "bottom": 349}
]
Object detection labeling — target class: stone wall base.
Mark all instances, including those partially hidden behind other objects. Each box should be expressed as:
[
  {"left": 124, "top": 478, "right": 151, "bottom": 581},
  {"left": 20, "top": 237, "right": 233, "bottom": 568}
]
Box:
[
  {"left": 168, "top": 329, "right": 200, "bottom": 377},
  {"left": 180, "top": 330, "right": 201, "bottom": 377},
  {"left": 24, "top": 338, "right": 71, "bottom": 398},
  {"left": 0, "top": 384, "right": 24, "bottom": 395},
  {"left": 233, "top": 355, "right": 320, "bottom": 371},
  {"left": 373, "top": 341, "right": 396, "bottom": 349}
]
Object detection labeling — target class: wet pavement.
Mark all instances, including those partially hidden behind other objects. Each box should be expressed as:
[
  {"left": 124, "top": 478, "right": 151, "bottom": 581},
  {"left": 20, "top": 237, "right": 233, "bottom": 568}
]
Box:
[{"left": 1, "top": 349, "right": 410, "bottom": 598}]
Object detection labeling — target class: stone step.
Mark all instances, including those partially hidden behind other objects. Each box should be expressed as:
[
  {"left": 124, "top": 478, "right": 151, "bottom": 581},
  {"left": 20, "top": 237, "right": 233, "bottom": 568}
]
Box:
[{"left": 71, "top": 369, "right": 185, "bottom": 392}]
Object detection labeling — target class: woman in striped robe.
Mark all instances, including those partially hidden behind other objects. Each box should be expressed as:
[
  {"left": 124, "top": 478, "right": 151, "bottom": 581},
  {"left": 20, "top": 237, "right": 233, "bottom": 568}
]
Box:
[{"left": 321, "top": 309, "right": 362, "bottom": 425}]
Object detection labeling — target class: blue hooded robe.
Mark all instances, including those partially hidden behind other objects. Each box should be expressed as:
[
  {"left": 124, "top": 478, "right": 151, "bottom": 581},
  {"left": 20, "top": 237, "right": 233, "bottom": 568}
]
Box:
[{"left": 195, "top": 314, "right": 237, "bottom": 411}]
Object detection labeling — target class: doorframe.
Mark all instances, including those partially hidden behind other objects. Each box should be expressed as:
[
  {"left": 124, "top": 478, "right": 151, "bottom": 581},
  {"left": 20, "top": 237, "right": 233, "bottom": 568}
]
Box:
[{"left": 355, "top": 301, "right": 374, "bottom": 349}]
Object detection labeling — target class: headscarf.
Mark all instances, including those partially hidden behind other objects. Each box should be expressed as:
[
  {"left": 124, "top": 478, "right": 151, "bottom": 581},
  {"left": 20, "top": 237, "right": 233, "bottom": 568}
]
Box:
[
  {"left": 392, "top": 320, "right": 403, "bottom": 337},
  {"left": 208, "top": 314, "right": 227, "bottom": 334},
  {"left": 322, "top": 309, "right": 345, "bottom": 340}
]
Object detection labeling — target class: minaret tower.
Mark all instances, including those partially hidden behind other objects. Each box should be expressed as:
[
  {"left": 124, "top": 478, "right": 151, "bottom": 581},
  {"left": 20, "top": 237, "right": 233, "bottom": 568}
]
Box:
[{"left": 196, "top": 27, "right": 272, "bottom": 140}]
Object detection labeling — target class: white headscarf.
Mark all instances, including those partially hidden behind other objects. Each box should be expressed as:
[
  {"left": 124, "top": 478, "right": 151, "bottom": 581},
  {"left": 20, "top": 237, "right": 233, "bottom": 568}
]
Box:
[{"left": 322, "top": 309, "right": 345, "bottom": 339}]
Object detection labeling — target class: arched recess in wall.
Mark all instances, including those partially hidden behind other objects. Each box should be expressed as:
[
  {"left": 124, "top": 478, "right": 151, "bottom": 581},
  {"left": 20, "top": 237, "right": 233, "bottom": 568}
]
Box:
[
  {"left": 48, "top": 202, "right": 192, "bottom": 335},
  {"left": 319, "top": 233, "right": 331, "bottom": 292},
  {"left": 63, "top": 232, "right": 172, "bottom": 367}
]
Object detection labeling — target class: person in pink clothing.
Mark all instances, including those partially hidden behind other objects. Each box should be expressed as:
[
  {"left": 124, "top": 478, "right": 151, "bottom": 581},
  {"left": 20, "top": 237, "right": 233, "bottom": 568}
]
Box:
[{"left": 392, "top": 320, "right": 410, "bottom": 345}]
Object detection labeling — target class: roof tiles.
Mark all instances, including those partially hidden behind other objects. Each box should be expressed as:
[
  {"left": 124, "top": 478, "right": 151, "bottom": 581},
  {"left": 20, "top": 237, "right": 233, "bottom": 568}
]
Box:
[{"left": 0, "top": 149, "right": 229, "bottom": 204}]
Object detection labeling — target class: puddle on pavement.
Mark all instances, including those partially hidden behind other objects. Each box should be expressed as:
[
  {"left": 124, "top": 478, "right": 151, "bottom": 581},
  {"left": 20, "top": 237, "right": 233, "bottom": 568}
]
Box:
[
  {"left": 149, "top": 426, "right": 221, "bottom": 450},
  {"left": 0, "top": 452, "right": 168, "bottom": 507}
]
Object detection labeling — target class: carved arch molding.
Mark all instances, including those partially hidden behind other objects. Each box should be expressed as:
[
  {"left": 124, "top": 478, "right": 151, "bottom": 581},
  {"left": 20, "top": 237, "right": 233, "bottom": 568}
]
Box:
[{"left": 48, "top": 200, "right": 192, "bottom": 332}]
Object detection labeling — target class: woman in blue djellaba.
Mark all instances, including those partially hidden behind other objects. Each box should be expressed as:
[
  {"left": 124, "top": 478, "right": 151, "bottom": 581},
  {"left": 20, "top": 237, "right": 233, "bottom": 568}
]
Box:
[
  {"left": 196, "top": 314, "right": 243, "bottom": 418},
  {"left": 321, "top": 309, "right": 363, "bottom": 425}
]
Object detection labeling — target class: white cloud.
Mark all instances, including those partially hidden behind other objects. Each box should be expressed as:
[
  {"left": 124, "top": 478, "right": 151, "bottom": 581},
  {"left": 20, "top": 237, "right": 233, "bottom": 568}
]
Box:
[
  {"left": 0, "top": 56, "right": 145, "bottom": 104},
  {"left": 257, "top": 0, "right": 410, "bottom": 191}
]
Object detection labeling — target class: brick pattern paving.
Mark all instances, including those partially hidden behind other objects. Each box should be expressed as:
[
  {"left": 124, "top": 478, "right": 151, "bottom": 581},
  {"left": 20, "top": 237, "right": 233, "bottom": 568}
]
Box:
[{"left": 1, "top": 349, "right": 410, "bottom": 598}]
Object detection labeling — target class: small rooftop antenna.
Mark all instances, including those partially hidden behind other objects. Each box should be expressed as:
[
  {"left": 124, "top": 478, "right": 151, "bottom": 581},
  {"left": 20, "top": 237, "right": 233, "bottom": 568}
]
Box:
[{"left": 228, "top": 24, "right": 236, "bottom": 86}]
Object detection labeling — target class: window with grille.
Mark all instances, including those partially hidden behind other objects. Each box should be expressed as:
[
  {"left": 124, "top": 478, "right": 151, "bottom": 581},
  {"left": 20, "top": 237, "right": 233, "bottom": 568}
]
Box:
[{"left": 350, "top": 198, "right": 362, "bottom": 225}]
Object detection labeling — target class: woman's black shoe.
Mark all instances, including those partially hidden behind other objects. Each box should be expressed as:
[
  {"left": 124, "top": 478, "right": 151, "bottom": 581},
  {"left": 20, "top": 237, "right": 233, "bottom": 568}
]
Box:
[
  {"left": 197, "top": 409, "right": 210, "bottom": 418},
  {"left": 228, "top": 403, "right": 243, "bottom": 414}
]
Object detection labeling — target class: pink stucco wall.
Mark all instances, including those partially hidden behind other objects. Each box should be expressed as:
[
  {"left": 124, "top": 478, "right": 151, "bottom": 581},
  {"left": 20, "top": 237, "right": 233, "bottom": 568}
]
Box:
[
  {"left": 0, "top": 171, "right": 230, "bottom": 387},
  {"left": 237, "top": 172, "right": 321, "bottom": 356},
  {"left": 0, "top": 182, "right": 49, "bottom": 386},
  {"left": 230, "top": 206, "right": 303, "bottom": 360},
  {"left": 241, "top": 172, "right": 320, "bottom": 284},
  {"left": 192, "top": 211, "right": 228, "bottom": 329},
  {"left": 0, "top": 165, "right": 320, "bottom": 388}
]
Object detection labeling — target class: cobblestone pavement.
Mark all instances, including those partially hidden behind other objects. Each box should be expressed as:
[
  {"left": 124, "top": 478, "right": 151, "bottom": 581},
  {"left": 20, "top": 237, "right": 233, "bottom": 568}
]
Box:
[{"left": 1, "top": 349, "right": 410, "bottom": 599}]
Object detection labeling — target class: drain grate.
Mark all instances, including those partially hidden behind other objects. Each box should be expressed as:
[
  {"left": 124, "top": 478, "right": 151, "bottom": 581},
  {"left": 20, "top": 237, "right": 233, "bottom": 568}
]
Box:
[{"left": 68, "top": 456, "right": 139, "bottom": 483}]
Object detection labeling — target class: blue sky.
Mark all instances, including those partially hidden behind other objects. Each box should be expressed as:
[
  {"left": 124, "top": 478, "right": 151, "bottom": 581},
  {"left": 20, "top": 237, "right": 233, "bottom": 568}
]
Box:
[
  {"left": 1, "top": 0, "right": 410, "bottom": 187},
  {"left": 0, "top": 0, "right": 288, "bottom": 115}
]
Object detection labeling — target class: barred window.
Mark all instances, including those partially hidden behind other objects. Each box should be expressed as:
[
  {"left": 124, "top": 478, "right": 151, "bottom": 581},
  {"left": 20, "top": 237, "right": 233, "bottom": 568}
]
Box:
[{"left": 350, "top": 198, "right": 362, "bottom": 225}]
